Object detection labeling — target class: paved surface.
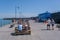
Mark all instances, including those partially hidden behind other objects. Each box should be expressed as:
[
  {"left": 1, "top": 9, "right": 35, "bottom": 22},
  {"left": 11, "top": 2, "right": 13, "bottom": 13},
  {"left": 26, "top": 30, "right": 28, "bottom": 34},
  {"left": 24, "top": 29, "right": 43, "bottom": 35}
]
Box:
[{"left": 0, "top": 20, "right": 60, "bottom": 40}]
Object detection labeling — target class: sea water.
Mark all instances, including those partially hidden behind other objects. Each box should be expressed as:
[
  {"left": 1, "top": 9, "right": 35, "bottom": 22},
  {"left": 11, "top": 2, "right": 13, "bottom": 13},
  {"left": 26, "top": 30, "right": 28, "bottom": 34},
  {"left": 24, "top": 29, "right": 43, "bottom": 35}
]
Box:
[{"left": 0, "top": 19, "right": 12, "bottom": 27}]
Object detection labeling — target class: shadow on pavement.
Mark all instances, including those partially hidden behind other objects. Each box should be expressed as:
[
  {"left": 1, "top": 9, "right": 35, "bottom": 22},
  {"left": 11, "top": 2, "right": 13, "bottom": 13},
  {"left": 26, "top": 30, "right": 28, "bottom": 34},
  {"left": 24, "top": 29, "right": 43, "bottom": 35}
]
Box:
[
  {"left": 11, "top": 33, "right": 18, "bottom": 36},
  {"left": 41, "top": 29, "right": 52, "bottom": 31},
  {"left": 11, "top": 33, "right": 31, "bottom": 36}
]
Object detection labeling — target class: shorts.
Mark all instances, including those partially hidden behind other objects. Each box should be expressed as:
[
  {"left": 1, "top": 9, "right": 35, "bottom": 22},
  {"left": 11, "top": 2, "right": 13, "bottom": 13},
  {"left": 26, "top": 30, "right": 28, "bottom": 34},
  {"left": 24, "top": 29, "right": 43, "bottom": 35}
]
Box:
[
  {"left": 52, "top": 24, "right": 54, "bottom": 26},
  {"left": 47, "top": 24, "right": 50, "bottom": 26},
  {"left": 18, "top": 30, "right": 22, "bottom": 32}
]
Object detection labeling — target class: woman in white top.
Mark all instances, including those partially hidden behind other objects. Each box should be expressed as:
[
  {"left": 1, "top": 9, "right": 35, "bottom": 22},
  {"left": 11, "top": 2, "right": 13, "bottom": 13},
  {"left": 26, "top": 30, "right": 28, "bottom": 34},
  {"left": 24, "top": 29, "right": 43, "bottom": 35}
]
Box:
[{"left": 47, "top": 18, "right": 51, "bottom": 30}]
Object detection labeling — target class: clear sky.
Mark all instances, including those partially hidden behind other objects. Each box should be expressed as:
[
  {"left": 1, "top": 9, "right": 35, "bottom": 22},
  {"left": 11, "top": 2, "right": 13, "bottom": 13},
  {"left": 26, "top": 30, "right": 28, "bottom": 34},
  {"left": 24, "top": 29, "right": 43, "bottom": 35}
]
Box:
[{"left": 0, "top": 0, "right": 60, "bottom": 18}]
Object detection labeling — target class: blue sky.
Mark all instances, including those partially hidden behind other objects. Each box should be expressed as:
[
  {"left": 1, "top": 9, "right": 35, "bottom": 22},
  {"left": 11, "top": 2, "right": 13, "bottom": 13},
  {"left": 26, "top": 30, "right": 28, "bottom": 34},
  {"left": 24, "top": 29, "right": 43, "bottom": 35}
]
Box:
[{"left": 0, "top": 0, "right": 60, "bottom": 18}]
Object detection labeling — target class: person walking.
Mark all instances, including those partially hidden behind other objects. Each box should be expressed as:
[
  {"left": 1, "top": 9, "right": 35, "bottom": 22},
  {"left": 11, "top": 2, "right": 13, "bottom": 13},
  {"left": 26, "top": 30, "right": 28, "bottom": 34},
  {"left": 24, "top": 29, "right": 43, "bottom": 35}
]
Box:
[
  {"left": 51, "top": 19, "right": 55, "bottom": 30},
  {"left": 47, "top": 18, "right": 51, "bottom": 30}
]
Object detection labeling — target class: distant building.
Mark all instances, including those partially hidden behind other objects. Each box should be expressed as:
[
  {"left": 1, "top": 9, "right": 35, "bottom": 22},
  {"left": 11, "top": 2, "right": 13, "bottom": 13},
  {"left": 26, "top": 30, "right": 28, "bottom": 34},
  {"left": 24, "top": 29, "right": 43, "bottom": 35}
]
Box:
[
  {"left": 51, "top": 12, "right": 60, "bottom": 23},
  {"left": 38, "top": 11, "right": 51, "bottom": 22},
  {"left": 30, "top": 17, "right": 38, "bottom": 20}
]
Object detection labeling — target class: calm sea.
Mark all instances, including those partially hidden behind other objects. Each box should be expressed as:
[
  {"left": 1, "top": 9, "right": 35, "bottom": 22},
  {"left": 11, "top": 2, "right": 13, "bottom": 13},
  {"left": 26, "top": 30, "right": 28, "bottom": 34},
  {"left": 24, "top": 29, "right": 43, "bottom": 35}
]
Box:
[{"left": 0, "top": 19, "right": 12, "bottom": 27}]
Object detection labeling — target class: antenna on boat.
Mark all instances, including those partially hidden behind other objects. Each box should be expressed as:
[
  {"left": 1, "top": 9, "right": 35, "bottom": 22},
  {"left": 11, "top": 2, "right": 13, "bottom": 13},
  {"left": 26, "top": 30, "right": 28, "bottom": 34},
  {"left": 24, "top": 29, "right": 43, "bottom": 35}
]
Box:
[
  {"left": 15, "top": 5, "right": 20, "bottom": 18},
  {"left": 15, "top": 6, "right": 17, "bottom": 18}
]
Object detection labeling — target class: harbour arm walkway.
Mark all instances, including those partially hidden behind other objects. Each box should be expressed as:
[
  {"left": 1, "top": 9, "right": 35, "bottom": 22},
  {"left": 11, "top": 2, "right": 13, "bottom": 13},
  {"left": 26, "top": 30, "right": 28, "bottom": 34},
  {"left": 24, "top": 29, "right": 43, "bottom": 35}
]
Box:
[{"left": 0, "top": 20, "right": 60, "bottom": 40}]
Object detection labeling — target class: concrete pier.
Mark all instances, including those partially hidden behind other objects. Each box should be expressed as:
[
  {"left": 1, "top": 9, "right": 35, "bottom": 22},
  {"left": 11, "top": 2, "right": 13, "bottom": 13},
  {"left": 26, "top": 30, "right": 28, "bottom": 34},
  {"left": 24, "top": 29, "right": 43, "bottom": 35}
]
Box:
[{"left": 0, "top": 20, "right": 60, "bottom": 40}]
